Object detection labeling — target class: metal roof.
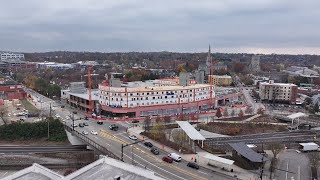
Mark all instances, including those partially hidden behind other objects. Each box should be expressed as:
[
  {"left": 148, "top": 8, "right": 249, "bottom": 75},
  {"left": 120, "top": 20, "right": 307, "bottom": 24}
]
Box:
[
  {"left": 204, "top": 154, "right": 234, "bottom": 165},
  {"left": 229, "top": 142, "right": 267, "bottom": 163},
  {"left": 287, "top": 112, "right": 307, "bottom": 120},
  {"left": 2, "top": 163, "right": 64, "bottom": 180},
  {"left": 176, "top": 121, "right": 206, "bottom": 140}
]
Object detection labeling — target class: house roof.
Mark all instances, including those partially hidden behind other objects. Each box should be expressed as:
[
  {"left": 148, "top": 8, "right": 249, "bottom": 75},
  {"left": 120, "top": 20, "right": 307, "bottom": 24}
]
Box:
[{"left": 229, "top": 142, "right": 267, "bottom": 163}]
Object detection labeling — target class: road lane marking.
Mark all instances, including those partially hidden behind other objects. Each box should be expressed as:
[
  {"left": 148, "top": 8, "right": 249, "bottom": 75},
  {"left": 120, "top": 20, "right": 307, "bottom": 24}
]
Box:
[
  {"left": 86, "top": 130, "right": 208, "bottom": 180},
  {"left": 198, "top": 171, "right": 208, "bottom": 175}
]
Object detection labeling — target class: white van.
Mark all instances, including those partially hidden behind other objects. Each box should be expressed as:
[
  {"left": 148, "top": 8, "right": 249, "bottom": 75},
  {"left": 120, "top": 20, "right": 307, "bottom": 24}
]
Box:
[{"left": 168, "top": 153, "right": 182, "bottom": 162}]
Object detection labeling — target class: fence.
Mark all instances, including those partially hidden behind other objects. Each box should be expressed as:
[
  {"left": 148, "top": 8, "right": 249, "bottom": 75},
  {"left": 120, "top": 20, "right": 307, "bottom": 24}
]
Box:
[{"left": 64, "top": 124, "right": 119, "bottom": 160}]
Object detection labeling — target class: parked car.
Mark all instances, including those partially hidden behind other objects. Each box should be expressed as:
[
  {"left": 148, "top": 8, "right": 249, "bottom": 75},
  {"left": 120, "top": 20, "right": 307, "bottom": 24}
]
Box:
[
  {"left": 71, "top": 123, "right": 78, "bottom": 127},
  {"left": 82, "top": 131, "right": 88, "bottom": 135},
  {"left": 144, "top": 142, "right": 153, "bottom": 148},
  {"left": 168, "top": 153, "right": 182, "bottom": 162},
  {"left": 150, "top": 148, "right": 159, "bottom": 155},
  {"left": 84, "top": 117, "right": 89, "bottom": 120},
  {"left": 97, "top": 120, "right": 103, "bottom": 125},
  {"left": 162, "top": 156, "right": 173, "bottom": 163},
  {"left": 129, "top": 135, "right": 138, "bottom": 140},
  {"left": 187, "top": 162, "right": 199, "bottom": 169},
  {"left": 79, "top": 123, "right": 84, "bottom": 127},
  {"left": 132, "top": 120, "right": 139, "bottom": 123},
  {"left": 83, "top": 122, "right": 89, "bottom": 126},
  {"left": 109, "top": 124, "right": 119, "bottom": 131},
  {"left": 91, "top": 130, "right": 98, "bottom": 135}
]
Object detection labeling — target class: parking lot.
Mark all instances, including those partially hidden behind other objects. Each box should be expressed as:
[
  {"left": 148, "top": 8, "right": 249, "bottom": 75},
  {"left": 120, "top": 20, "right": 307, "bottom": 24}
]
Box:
[{"left": 0, "top": 99, "right": 41, "bottom": 125}]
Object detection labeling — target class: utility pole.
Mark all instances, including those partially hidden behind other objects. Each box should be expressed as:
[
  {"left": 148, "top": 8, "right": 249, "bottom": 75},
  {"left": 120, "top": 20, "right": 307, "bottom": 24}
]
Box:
[{"left": 48, "top": 103, "right": 51, "bottom": 140}]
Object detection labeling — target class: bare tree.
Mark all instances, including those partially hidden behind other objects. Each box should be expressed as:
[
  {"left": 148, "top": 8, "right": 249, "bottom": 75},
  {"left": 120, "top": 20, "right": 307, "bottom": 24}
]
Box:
[
  {"left": 172, "top": 129, "right": 185, "bottom": 147},
  {"left": 270, "top": 143, "right": 283, "bottom": 159},
  {"left": 144, "top": 116, "right": 151, "bottom": 133},
  {"left": 269, "top": 143, "right": 284, "bottom": 178},
  {"left": 245, "top": 106, "right": 253, "bottom": 114},
  {"left": 216, "top": 108, "right": 222, "bottom": 119},
  {"left": 307, "top": 152, "right": 320, "bottom": 179},
  {"left": 0, "top": 105, "right": 8, "bottom": 125},
  {"left": 223, "top": 108, "right": 229, "bottom": 117},
  {"left": 163, "top": 116, "right": 171, "bottom": 124},
  {"left": 257, "top": 107, "right": 265, "bottom": 115},
  {"left": 230, "top": 109, "right": 235, "bottom": 117},
  {"left": 238, "top": 109, "right": 244, "bottom": 118}
]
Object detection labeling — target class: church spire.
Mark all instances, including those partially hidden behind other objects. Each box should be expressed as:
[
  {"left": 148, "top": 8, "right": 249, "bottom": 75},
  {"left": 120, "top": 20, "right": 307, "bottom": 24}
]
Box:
[{"left": 206, "top": 44, "right": 212, "bottom": 67}]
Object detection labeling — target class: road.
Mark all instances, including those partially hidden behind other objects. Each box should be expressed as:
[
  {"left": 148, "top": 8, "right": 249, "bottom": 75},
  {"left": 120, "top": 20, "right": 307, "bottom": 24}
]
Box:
[
  {"left": 232, "top": 74, "right": 264, "bottom": 113},
  {"left": 276, "top": 149, "right": 310, "bottom": 180},
  {"left": 26, "top": 91, "right": 234, "bottom": 180}
]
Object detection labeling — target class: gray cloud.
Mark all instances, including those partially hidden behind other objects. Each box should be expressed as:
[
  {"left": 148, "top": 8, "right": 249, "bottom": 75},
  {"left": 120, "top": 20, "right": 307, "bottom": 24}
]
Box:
[{"left": 0, "top": 0, "right": 320, "bottom": 54}]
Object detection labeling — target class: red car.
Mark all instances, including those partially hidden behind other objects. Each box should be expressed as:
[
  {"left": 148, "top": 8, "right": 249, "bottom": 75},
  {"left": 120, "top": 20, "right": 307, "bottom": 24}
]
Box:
[{"left": 162, "top": 156, "right": 173, "bottom": 163}]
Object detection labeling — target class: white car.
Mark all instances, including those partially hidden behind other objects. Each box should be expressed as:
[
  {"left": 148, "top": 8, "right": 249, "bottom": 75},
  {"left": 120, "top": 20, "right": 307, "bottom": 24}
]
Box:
[
  {"left": 91, "top": 130, "right": 98, "bottom": 135},
  {"left": 82, "top": 131, "right": 89, "bottom": 135},
  {"left": 71, "top": 123, "right": 78, "bottom": 127},
  {"left": 129, "top": 135, "right": 138, "bottom": 140}
]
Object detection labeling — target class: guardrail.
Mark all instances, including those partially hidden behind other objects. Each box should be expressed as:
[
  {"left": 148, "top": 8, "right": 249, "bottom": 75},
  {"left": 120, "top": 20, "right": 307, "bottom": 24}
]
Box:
[{"left": 64, "top": 124, "right": 120, "bottom": 160}]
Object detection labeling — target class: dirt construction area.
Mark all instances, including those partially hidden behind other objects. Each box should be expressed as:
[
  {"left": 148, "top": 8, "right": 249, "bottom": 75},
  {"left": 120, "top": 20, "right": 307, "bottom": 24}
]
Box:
[{"left": 0, "top": 99, "right": 41, "bottom": 126}]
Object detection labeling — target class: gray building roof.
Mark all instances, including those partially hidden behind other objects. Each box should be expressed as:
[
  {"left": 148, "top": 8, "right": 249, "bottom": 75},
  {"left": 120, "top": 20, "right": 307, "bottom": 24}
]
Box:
[
  {"left": 2, "top": 156, "right": 164, "bottom": 180},
  {"left": 2, "top": 163, "right": 64, "bottom": 180},
  {"left": 229, "top": 142, "right": 267, "bottom": 163}
]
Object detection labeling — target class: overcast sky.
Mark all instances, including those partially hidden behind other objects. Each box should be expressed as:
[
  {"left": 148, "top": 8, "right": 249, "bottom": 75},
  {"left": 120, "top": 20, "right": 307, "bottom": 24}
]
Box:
[{"left": 1, "top": 0, "right": 320, "bottom": 54}]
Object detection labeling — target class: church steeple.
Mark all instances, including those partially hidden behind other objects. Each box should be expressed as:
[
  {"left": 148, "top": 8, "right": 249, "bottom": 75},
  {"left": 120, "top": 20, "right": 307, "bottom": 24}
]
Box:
[{"left": 206, "top": 44, "right": 212, "bottom": 67}]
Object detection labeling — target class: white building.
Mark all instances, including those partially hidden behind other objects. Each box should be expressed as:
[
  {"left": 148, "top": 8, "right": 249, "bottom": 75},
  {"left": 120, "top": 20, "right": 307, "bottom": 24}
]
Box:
[
  {"left": 99, "top": 79, "right": 215, "bottom": 117},
  {"left": 37, "top": 62, "right": 74, "bottom": 70},
  {"left": 284, "top": 66, "right": 319, "bottom": 78},
  {"left": 1, "top": 52, "right": 24, "bottom": 61},
  {"left": 259, "top": 81, "right": 298, "bottom": 104}
]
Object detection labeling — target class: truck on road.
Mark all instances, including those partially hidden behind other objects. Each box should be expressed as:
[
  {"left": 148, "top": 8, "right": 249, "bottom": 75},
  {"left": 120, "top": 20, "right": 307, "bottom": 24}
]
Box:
[{"left": 299, "top": 142, "right": 319, "bottom": 152}]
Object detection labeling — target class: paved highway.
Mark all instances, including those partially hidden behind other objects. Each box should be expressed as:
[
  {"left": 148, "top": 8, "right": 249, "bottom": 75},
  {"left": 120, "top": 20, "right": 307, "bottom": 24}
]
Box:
[{"left": 26, "top": 91, "right": 234, "bottom": 180}]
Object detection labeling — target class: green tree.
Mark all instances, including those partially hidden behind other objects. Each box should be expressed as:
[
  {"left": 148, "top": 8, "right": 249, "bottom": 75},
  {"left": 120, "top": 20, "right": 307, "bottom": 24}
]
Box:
[
  {"left": 35, "top": 78, "right": 48, "bottom": 94},
  {"left": 216, "top": 108, "right": 222, "bottom": 119}
]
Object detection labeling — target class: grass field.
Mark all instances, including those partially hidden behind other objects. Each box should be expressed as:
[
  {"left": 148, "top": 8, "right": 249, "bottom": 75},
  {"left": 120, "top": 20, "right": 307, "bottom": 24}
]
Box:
[{"left": 21, "top": 99, "right": 39, "bottom": 113}]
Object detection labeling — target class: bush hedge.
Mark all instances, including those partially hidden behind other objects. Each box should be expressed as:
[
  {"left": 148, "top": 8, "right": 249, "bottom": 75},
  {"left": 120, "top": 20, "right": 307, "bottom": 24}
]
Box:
[{"left": 0, "top": 119, "right": 67, "bottom": 141}]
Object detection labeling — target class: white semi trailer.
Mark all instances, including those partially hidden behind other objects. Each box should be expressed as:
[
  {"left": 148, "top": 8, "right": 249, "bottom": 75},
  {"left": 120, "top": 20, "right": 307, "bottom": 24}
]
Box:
[{"left": 299, "top": 142, "right": 319, "bottom": 152}]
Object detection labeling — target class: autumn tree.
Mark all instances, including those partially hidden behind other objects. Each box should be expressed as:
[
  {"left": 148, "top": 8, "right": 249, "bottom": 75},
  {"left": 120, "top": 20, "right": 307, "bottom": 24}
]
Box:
[
  {"left": 155, "top": 116, "right": 162, "bottom": 124},
  {"left": 24, "top": 75, "right": 38, "bottom": 89},
  {"left": 150, "top": 122, "right": 164, "bottom": 141},
  {"left": 216, "top": 108, "right": 222, "bottom": 119}
]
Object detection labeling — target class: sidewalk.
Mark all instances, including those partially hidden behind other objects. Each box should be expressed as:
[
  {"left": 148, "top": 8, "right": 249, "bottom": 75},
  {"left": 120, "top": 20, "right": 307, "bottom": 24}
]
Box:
[{"left": 128, "top": 126, "right": 256, "bottom": 180}]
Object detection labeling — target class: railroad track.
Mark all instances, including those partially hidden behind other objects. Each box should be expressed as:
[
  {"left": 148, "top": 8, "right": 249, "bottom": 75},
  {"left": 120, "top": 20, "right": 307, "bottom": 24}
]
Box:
[
  {"left": 0, "top": 145, "right": 90, "bottom": 153},
  {"left": 205, "top": 131, "right": 318, "bottom": 146}
]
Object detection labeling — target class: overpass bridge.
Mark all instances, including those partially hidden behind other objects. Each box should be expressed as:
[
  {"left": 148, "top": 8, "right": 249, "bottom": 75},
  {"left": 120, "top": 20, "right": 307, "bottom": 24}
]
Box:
[{"left": 64, "top": 124, "right": 119, "bottom": 160}]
